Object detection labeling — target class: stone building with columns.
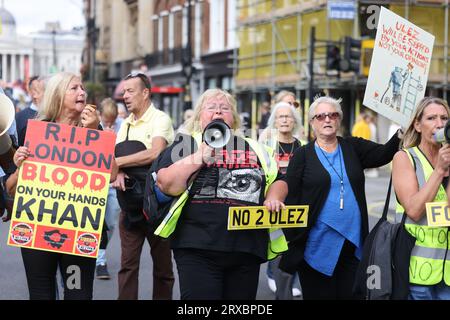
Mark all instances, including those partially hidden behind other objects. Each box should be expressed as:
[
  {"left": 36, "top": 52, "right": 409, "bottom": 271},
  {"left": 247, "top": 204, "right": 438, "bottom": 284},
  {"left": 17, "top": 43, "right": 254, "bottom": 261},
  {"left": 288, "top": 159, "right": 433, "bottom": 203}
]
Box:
[
  {"left": 0, "top": 5, "right": 84, "bottom": 84},
  {"left": 0, "top": 6, "right": 33, "bottom": 83}
]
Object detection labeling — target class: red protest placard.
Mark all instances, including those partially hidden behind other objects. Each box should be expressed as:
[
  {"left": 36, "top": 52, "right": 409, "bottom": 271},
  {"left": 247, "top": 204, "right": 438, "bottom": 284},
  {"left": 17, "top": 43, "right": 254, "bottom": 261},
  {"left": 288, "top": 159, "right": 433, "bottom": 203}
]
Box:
[{"left": 8, "top": 120, "right": 116, "bottom": 258}]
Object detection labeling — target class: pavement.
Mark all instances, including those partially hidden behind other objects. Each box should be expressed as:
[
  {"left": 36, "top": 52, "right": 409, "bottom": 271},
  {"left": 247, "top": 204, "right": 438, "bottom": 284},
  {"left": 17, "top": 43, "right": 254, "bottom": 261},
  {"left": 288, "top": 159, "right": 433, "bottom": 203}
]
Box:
[{"left": 0, "top": 167, "right": 393, "bottom": 300}]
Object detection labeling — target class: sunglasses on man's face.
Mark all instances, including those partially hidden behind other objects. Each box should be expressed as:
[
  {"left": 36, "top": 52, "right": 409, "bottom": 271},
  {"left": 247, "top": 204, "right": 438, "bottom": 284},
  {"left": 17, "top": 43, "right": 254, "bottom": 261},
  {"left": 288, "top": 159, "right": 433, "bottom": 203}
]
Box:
[
  {"left": 124, "top": 72, "right": 151, "bottom": 89},
  {"left": 312, "top": 112, "right": 340, "bottom": 121}
]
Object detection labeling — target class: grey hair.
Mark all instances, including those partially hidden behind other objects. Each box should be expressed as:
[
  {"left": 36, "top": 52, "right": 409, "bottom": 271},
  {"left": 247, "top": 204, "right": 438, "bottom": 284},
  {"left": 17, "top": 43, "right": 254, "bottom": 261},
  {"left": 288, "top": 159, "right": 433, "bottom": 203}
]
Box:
[
  {"left": 267, "top": 102, "right": 303, "bottom": 133},
  {"left": 308, "top": 96, "right": 343, "bottom": 122}
]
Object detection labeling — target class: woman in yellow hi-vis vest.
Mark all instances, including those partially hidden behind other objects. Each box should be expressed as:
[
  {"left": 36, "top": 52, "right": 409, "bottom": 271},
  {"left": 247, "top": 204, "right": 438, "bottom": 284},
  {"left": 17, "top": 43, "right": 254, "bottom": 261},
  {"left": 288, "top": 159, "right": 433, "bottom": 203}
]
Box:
[
  {"left": 393, "top": 97, "right": 450, "bottom": 300},
  {"left": 154, "top": 89, "right": 288, "bottom": 300}
]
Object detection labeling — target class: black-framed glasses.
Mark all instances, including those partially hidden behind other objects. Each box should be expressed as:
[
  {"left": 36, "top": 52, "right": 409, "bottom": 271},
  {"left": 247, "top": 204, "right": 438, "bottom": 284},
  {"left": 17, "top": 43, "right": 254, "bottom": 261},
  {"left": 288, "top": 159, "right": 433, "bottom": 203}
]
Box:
[
  {"left": 124, "top": 72, "right": 151, "bottom": 90},
  {"left": 313, "top": 112, "right": 340, "bottom": 121}
]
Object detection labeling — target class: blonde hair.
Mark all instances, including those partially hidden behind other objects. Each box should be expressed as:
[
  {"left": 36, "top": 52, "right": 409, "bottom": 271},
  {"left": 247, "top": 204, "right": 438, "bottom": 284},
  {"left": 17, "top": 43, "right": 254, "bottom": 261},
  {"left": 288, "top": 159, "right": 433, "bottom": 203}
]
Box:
[
  {"left": 185, "top": 89, "right": 241, "bottom": 134},
  {"left": 100, "top": 98, "right": 118, "bottom": 119},
  {"left": 274, "top": 90, "right": 295, "bottom": 104},
  {"left": 38, "top": 72, "right": 79, "bottom": 122},
  {"left": 402, "top": 97, "right": 450, "bottom": 148}
]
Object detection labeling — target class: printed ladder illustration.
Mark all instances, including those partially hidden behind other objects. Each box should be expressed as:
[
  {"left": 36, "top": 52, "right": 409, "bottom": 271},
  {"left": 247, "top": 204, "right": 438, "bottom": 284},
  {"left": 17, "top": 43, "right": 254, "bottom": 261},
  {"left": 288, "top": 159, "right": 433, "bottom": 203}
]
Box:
[{"left": 403, "top": 74, "right": 421, "bottom": 118}]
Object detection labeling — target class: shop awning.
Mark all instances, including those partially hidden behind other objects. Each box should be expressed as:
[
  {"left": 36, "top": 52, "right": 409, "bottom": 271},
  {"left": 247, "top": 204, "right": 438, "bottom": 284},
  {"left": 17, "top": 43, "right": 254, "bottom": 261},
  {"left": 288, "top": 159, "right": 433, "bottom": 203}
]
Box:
[{"left": 113, "top": 80, "right": 184, "bottom": 100}]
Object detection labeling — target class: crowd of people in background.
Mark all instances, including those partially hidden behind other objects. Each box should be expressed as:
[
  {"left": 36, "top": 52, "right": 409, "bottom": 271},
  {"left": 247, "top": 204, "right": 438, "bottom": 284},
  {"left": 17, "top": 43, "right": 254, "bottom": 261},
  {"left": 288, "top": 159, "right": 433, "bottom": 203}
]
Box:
[{"left": 2, "top": 72, "right": 450, "bottom": 301}]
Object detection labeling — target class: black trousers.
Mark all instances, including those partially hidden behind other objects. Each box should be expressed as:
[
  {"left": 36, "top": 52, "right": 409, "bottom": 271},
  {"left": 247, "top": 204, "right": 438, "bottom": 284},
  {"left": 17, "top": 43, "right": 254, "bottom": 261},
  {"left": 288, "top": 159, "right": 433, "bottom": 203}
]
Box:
[
  {"left": 298, "top": 240, "right": 362, "bottom": 300},
  {"left": 173, "top": 248, "right": 261, "bottom": 300},
  {"left": 118, "top": 212, "right": 174, "bottom": 300},
  {"left": 21, "top": 248, "right": 96, "bottom": 300}
]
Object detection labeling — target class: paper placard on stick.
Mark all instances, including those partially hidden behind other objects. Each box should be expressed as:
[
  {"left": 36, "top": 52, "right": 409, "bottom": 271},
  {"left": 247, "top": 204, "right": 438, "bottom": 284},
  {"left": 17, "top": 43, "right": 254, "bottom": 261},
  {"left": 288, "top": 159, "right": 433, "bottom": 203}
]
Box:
[
  {"left": 7, "top": 120, "right": 116, "bottom": 258},
  {"left": 363, "top": 7, "right": 434, "bottom": 127},
  {"left": 227, "top": 205, "right": 309, "bottom": 230}
]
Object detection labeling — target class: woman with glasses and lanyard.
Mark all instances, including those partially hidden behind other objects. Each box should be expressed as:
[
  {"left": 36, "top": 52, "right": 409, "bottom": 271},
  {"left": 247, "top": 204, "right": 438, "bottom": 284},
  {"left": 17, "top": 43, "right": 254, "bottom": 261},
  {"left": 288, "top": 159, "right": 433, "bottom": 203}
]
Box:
[{"left": 280, "top": 96, "right": 402, "bottom": 299}]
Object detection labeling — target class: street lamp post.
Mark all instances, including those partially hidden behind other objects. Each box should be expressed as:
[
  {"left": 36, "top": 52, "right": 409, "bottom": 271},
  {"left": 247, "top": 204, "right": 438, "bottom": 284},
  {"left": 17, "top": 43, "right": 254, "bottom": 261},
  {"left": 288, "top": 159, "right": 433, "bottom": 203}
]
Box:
[
  {"left": 51, "top": 28, "right": 57, "bottom": 69},
  {"left": 182, "top": 0, "right": 194, "bottom": 110},
  {"left": 87, "top": 0, "right": 98, "bottom": 82}
]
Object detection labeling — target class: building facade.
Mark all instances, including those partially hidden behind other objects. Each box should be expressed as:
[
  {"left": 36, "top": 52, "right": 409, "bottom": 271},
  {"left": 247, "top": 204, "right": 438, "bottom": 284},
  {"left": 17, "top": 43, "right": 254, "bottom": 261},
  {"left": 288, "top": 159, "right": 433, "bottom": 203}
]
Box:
[
  {"left": 0, "top": 6, "right": 84, "bottom": 84},
  {"left": 87, "top": 0, "right": 450, "bottom": 136},
  {"left": 89, "top": 0, "right": 237, "bottom": 128},
  {"left": 83, "top": 0, "right": 154, "bottom": 94},
  {"left": 32, "top": 22, "right": 84, "bottom": 77},
  {"left": 0, "top": 7, "right": 34, "bottom": 83},
  {"left": 235, "top": 0, "right": 450, "bottom": 140},
  {"left": 147, "top": 0, "right": 237, "bottom": 127}
]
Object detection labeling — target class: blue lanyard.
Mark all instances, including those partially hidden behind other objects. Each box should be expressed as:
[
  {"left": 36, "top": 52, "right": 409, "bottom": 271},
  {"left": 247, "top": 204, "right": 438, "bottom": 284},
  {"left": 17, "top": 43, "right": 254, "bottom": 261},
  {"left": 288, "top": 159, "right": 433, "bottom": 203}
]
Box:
[{"left": 317, "top": 143, "right": 344, "bottom": 210}]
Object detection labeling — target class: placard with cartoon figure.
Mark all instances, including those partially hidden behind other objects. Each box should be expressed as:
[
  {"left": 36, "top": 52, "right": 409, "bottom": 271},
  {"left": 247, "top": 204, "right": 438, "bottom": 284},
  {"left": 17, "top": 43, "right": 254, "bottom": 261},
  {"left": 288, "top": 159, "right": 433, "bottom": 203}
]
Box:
[
  {"left": 7, "top": 120, "right": 116, "bottom": 258},
  {"left": 363, "top": 7, "right": 434, "bottom": 127}
]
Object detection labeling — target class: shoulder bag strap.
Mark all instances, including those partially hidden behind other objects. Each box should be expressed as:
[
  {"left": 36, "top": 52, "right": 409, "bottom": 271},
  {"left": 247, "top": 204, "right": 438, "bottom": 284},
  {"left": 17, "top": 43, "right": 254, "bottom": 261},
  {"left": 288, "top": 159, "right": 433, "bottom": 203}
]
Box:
[
  {"left": 382, "top": 174, "right": 407, "bottom": 224},
  {"left": 381, "top": 175, "right": 392, "bottom": 221},
  {"left": 125, "top": 124, "right": 131, "bottom": 141}
]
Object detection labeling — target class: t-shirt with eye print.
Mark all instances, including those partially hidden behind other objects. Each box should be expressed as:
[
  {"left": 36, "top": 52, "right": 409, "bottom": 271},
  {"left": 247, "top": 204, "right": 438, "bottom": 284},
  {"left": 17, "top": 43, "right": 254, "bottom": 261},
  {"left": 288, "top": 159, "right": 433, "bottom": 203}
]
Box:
[{"left": 158, "top": 134, "right": 283, "bottom": 262}]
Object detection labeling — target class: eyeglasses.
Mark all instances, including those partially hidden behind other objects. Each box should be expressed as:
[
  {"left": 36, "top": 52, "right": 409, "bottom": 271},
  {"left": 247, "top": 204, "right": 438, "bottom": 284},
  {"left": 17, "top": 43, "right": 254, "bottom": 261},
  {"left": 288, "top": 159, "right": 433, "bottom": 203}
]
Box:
[
  {"left": 288, "top": 101, "right": 300, "bottom": 108},
  {"left": 204, "top": 104, "right": 232, "bottom": 113},
  {"left": 276, "top": 115, "right": 293, "bottom": 120},
  {"left": 124, "top": 72, "right": 151, "bottom": 90},
  {"left": 312, "top": 112, "right": 340, "bottom": 121}
]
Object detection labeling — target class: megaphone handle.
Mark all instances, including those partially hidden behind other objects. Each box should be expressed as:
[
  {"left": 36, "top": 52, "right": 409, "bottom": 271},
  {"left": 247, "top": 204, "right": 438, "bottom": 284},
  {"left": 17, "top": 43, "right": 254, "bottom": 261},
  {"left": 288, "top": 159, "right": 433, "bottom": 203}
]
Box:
[{"left": 198, "top": 142, "right": 215, "bottom": 165}]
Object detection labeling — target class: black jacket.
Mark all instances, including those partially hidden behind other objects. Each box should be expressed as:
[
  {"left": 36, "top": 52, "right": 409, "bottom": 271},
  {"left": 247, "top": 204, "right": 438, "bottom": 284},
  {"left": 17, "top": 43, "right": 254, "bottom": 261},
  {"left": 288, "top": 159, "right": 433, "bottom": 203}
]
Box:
[
  {"left": 279, "top": 134, "right": 401, "bottom": 274},
  {"left": 15, "top": 107, "right": 38, "bottom": 146}
]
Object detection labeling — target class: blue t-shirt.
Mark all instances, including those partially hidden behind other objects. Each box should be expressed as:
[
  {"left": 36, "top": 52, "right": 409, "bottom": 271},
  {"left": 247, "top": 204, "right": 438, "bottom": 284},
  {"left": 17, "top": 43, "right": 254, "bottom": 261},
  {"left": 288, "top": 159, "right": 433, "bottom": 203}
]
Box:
[{"left": 304, "top": 144, "right": 362, "bottom": 276}]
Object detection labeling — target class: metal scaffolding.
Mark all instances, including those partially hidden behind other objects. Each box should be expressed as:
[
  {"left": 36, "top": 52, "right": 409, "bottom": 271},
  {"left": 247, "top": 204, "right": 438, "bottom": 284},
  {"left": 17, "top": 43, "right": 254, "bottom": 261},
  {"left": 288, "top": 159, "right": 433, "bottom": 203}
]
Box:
[{"left": 235, "top": 0, "right": 450, "bottom": 132}]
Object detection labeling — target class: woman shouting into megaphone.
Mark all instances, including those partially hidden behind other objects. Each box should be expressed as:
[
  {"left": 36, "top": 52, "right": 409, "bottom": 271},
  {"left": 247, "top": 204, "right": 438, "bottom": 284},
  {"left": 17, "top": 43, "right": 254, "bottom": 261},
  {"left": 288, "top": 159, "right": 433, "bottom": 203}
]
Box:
[
  {"left": 392, "top": 97, "right": 450, "bottom": 299},
  {"left": 153, "top": 88, "right": 288, "bottom": 300}
]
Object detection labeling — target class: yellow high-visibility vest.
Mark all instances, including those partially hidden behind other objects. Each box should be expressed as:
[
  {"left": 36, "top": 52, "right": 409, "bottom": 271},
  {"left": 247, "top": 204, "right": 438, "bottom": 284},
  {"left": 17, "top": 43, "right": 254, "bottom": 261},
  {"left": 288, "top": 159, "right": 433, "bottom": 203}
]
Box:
[
  {"left": 396, "top": 147, "right": 450, "bottom": 286},
  {"left": 154, "top": 133, "right": 288, "bottom": 260}
]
